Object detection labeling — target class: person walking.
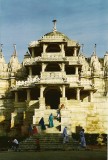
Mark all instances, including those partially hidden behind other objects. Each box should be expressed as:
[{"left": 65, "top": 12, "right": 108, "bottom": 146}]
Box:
[
  {"left": 79, "top": 128, "right": 86, "bottom": 148},
  {"left": 12, "top": 138, "right": 19, "bottom": 151},
  {"left": 39, "top": 117, "right": 46, "bottom": 130},
  {"left": 48, "top": 113, "right": 54, "bottom": 128},
  {"left": 62, "top": 126, "right": 69, "bottom": 143}
]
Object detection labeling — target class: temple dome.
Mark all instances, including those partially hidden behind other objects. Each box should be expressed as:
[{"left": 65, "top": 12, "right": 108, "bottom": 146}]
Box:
[{"left": 43, "top": 31, "right": 70, "bottom": 41}]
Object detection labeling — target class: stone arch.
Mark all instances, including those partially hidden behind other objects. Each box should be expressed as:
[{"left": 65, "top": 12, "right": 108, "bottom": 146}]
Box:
[
  {"left": 46, "top": 44, "right": 61, "bottom": 52},
  {"left": 45, "top": 62, "right": 61, "bottom": 71},
  {"left": 44, "top": 86, "right": 62, "bottom": 109}
]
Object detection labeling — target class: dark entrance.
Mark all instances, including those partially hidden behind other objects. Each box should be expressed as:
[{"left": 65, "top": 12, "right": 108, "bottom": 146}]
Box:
[{"left": 45, "top": 88, "right": 61, "bottom": 109}]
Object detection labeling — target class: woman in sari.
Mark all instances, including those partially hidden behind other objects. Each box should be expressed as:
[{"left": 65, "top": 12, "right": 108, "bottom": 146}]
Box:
[
  {"left": 39, "top": 117, "right": 46, "bottom": 130},
  {"left": 49, "top": 113, "right": 54, "bottom": 128}
]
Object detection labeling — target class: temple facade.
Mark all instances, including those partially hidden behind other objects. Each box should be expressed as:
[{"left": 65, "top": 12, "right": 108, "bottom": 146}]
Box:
[{"left": 0, "top": 21, "right": 108, "bottom": 136}]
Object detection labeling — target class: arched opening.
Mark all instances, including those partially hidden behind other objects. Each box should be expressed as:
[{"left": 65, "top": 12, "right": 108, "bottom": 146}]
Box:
[
  {"left": 45, "top": 63, "right": 61, "bottom": 71},
  {"left": 44, "top": 87, "right": 62, "bottom": 109},
  {"left": 46, "top": 44, "right": 61, "bottom": 52}
]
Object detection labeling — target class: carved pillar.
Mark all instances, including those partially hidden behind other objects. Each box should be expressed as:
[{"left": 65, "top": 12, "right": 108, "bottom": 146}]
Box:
[
  {"left": 29, "top": 66, "right": 32, "bottom": 76},
  {"left": 75, "top": 66, "right": 78, "bottom": 75},
  {"left": 40, "top": 85, "right": 44, "bottom": 98},
  {"left": 27, "top": 89, "right": 31, "bottom": 101},
  {"left": 43, "top": 44, "right": 47, "bottom": 53},
  {"left": 62, "top": 63, "right": 65, "bottom": 72},
  {"left": 90, "top": 91, "right": 93, "bottom": 102},
  {"left": 42, "top": 63, "right": 46, "bottom": 72},
  {"left": 32, "top": 48, "right": 35, "bottom": 58},
  {"left": 76, "top": 88, "right": 80, "bottom": 100},
  {"left": 61, "top": 44, "right": 64, "bottom": 52},
  {"left": 62, "top": 85, "right": 65, "bottom": 97},
  {"left": 74, "top": 47, "right": 77, "bottom": 56},
  {"left": 15, "top": 92, "right": 18, "bottom": 102}
]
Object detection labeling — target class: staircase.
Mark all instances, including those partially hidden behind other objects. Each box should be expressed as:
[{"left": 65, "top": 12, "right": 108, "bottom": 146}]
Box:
[{"left": 19, "top": 133, "right": 79, "bottom": 151}]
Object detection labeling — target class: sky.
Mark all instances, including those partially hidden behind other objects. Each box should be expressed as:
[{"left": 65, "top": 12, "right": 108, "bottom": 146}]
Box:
[{"left": 0, "top": 0, "right": 108, "bottom": 63}]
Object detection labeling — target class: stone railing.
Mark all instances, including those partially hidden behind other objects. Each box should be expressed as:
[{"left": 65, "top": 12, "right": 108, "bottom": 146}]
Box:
[
  {"left": 41, "top": 35, "right": 64, "bottom": 42},
  {"left": 42, "top": 52, "right": 65, "bottom": 61},
  {"left": 66, "top": 57, "right": 80, "bottom": 64},
  {"left": 23, "top": 57, "right": 41, "bottom": 65},
  {"left": 23, "top": 54, "right": 67, "bottom": 65},
  {"left": 66, "top": 75, "right": 79, "bottom": 83},
  {"left": 40, "top": 72, "right": 67, "bottom": 83},
  {"left": 15, "top": 75, "right": 40, "bottom": 87},
  {"left": 80, "top": 80, "right": 94, "bottom": 89}
]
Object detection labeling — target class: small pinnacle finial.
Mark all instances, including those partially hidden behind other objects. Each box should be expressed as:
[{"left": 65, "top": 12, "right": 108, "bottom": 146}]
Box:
[
  {"left": 94, "top": 44, "right": 96, "bottom": 54},
  {"left": 13, "top": 44, "right": 17, "bottom": 56},
  {"left": 52, "top": 19, "right": 57, "bottom": 32},
  {"left": 0, "top": 44, "right": 3, "bottom": 52},
  {"left": 81, "top": 44, "right": 84, "bottom": 52}
]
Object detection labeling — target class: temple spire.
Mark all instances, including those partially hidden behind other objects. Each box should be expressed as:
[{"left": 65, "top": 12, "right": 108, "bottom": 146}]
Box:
[
  {"left": 0, "top": 44, "right": 3, "bottom": 52},
  {"left": 81, "top": 44, "right": 84, "bottom": 53},
  {"left": 94, "top": 44, "right": 96, "bottom": 55},
  {"left": 13, "top": 44, "right": 17, "bottom": 56},
  {"left": 52, "top": 19, "right": 57, "bottom": 32}
]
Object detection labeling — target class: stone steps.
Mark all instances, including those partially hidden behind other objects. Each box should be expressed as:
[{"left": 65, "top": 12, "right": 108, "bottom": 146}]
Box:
[{"left": 19, "top": 133, "right": 79, "bottom": 151}]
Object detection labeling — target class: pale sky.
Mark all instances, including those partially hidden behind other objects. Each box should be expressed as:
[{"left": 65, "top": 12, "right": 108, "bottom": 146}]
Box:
[{"left": 0, "top": 0, "right": 108, "bottom": 63}]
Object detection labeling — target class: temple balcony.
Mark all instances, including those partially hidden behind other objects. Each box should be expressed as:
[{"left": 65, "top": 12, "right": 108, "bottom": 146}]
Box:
[
  {"left": 23, "top": 53, "right": 67, "bottom": 66},
  {"left": 80, "top": 80, "right": 95, "bottom": 90},
  {"left": 41, "top": 52, "right": 66, "bottom": 62},
  {"left": 67, "top": 75, "right": 81, "bottom": 87},
  {"left": 11, "top": 75, "right": 40, "bottom": 90},
  {"left": 40, "top": 71, "right": 67, "bottom": 84},
  {"left": 66, "top": 56, "right": 81, "bottom": 65}
]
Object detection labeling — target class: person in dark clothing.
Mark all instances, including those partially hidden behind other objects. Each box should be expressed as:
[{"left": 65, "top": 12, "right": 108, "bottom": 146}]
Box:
[
  {"left": 36, "top": 138, "right": 40, "bottom": 151},
  {"left": 39, "top": 117, "right": 46, "bottom": 130}
]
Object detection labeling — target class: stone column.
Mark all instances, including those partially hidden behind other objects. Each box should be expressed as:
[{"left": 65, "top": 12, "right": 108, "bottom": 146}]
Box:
[
  {"left": 15, "top": 92, "right": 18, "bottom": 102},
  {"left": 75, "top": 66, "right": 78, "bottom": 75},
  {"left": 76, "top": 88, "right": 80, "bottom": 100},
  {"left": 27, "top": 89, "right": 31, "bottom": 101},
  {"left": 62, "top": 85, "right": 65, "bottom": 97},
  {"left": 42, "top": 63, "right": 46, "bottom": 72},
  {"left": 74, "top": 47, "right": 77, "bottom": 56},
  {"left": 43, "top": 44, "right": 47, "bottom": 53},
  {"left": 90, "top": 91, "right": 93, "bottom": 102},
  {"left": 31, "top": 48, "right": 35, "bottom": 58},
  {"left": 61, "top": 44, "right": 64, "bottom": 52},
  {"left": 62, "top": 63, "right": 65, "bottom": 72},
  {"left": 29, "top": 66, "right": 32, "bottom": 76},
  {"left": 40, "top": 85, "right": 44, "bottom": 98}
]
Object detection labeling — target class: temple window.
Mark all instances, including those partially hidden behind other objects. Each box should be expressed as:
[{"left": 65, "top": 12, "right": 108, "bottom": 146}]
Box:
[
  {"left": 65, "top": 65, "right": 75, "bottom": 74},
  {"left": 46, "top": 44, "right": 60, "bottom": 52},
  {"left": 45, "top": 63, "right": 60, "bottom": 71}
]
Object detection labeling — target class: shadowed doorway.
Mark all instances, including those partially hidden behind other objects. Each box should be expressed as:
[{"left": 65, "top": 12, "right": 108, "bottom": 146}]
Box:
[{"left": 45, "top": 88, "right": 61, "bottom": 109}]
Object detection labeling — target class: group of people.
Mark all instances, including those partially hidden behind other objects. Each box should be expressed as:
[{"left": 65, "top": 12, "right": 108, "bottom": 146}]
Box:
[
  {"left": 28, "top": 125, "right": 38, "bottom": 136},
  {"left": 39, "top": 113, "right": 54, "bottom": 129},
  {"left": 62, "top": 126, "right": 86, "bottom": 148},
  {"left": 28, "top": 113, "right": 54, "bottom": 136}
]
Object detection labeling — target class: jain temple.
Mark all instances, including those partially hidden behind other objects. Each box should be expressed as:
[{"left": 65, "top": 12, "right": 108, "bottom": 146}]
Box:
[{"left": 0, "top": 20, "right": 108, "bottom": 136}]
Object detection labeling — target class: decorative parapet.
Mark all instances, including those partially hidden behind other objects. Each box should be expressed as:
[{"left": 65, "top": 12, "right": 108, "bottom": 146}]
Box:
[
  {"left": 23, "top": 57, "right": 41, "bottom": 65},
  {"left": 80, "top": 80, "right": 95, "bottom": 89},
  {"left": 23, "top": 54, "right": 67, "bottom": 65},
  {"left": 66, "top": 57, "right": 81, "bottom": 65},
  {"left": 40, "top": 72, "right": 67, "bottom": 83},
  {"left": 41, "top": 35, "right": 65, "bottom": 42},
  {"left": 11, "top": 76, "right": 40, "bottom": 89}
]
